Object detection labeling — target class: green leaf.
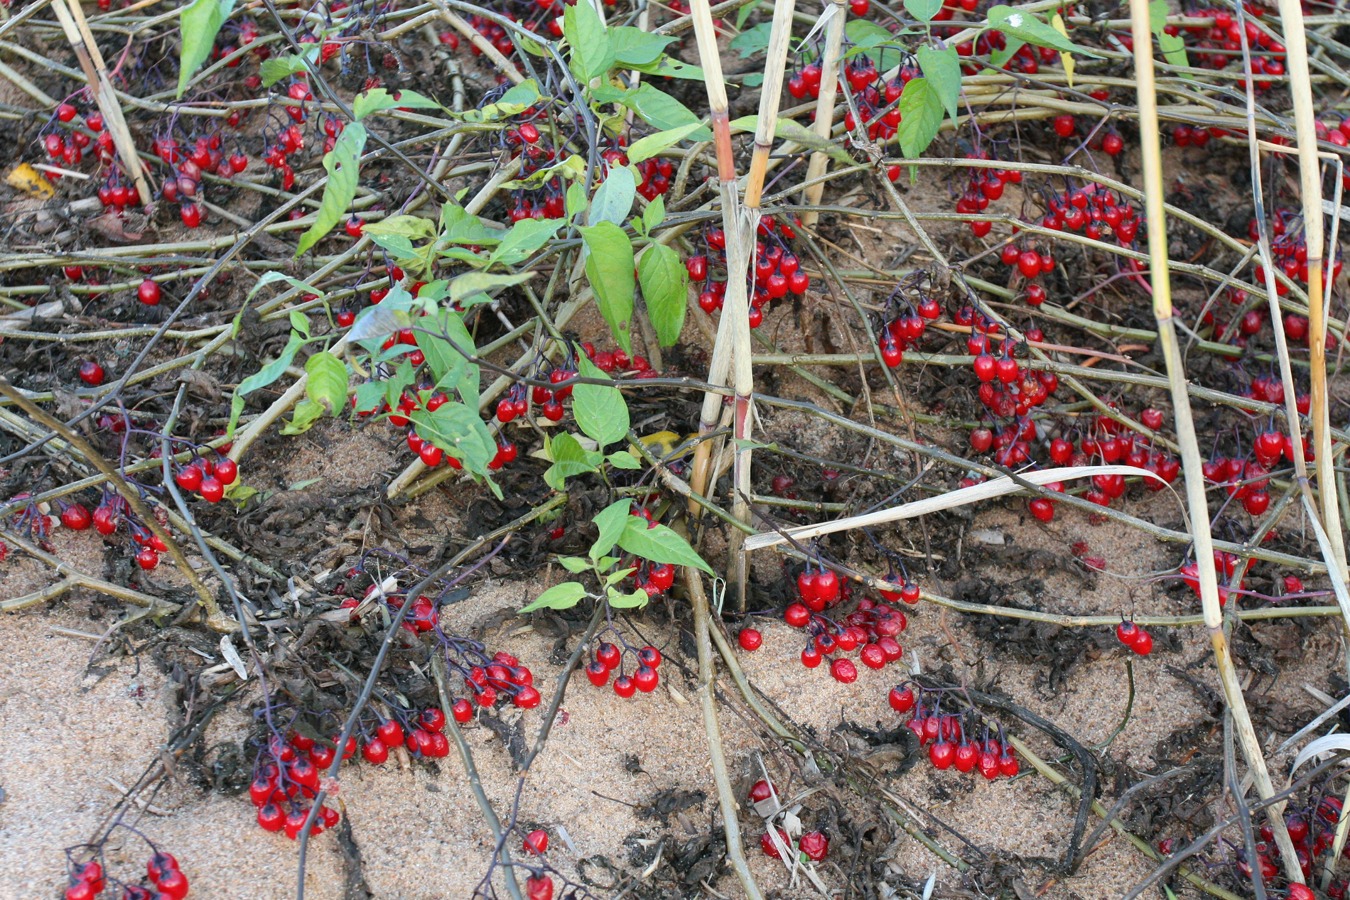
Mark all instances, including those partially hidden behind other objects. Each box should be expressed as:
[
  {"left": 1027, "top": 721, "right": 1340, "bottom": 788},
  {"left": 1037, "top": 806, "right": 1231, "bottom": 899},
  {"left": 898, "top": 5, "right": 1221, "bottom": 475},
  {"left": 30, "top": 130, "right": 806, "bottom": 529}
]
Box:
[
  {"left": 629, "top": 57, "right": 704, "bottom": 80},
  {"left": 590, "top": 165, "right": 636, "bottom": 226},
  {"left": 439, "top": 202, "right": 499, "bottom": 245},
  {"left": 288, "top": 308, "right": 312, "bottom": 339},
  {"left": 296, "top": 122, "right": 366, "bottom": 256},
  {"left": 729, "top": 115, "right": 851, "bottom": 162},
  {"left": 259, "top": 47, "right": 317, "bottom": 88},
  {"left": 916, "top": 45, "right": 961, "bottom": 121},
  {"left": 566, "top": 182, "right": 587, "bottom": 219},
  {"left": 605, "top": 587, "right": 650, "bottom": 609},
  {"left": 618, "top": 518, "right": 712, "bottom": 573},
  {"left": 845, "top": 20, "right": 903, "bottom": 71},
  {"left": 638, "top": 243, "right": 687, "bottom": 347},
  {"left": 419, "top": 309, "right": 478, "bottom": 402},
  {"left": 590, "top": 499, "right": 633, "bottom": 560},
  {"left": 247, "top": 270, "right": 324, "bottom": 301},
  {"left": 304, "top": 352, "right": 348, "bottom": 415},
  {"left": 448, "top": 270, "right": 535, "bottom": 308},
  {"left": 1158, "top": 31, "right": 1190, "bottom": 69},
  {"left": 627, "top": 123, "right": 703, "bottom": 165},
  {"left": 353, "top": 380, "right": 386, "bottom": 414},
  {"left": 988, "top": 35, "right": 1026, "bottom": 68},
  {"left": 177, "top": 0, "right": 236, "bottom": 97},
  {"left": 608, "top": 451, "right": 642, "bottom": 470},
  {"left": 730, "top": 22, "right": 773, "bottom": 58},
  {"left": 563, "top": 0, "right": 614, "bottom": 81},
  {"left": 352, "top": 88, "right": 441, "bottom": 120},
  {"left": 610, "top": 26, "right": 675, "bottom": 65},
  {"left": 460, "top": 80, "right": 542, "bottom": 123},
  {"left": 557, "top": 555, "right": 591, "bottom": 574},
  {"left": 579, "top": 222, "right": 636, "bottom": 354},
  {"left": 409, "top": 403, "right": 496, "bottom": 473},
  {"left": 603, "top": 567, "right": 638, "bottom": 588},
  {"left": 520, "top": 581, "right": 588, "bottom": 613},
  {"left": 543, "top": 432, "right": 600, "bottom": 491},
  {"left": 624, "top": 85, "right": 712, "bottom": 141},
  {"left": 364, "top": 215, "right": 436, "bottom": 242},
  {"left": 489, "top": 217, "right": 561, "bottom": 266},
  {"left": 642, "top": 194, "right": 666, "bottom": 233},
  {"left": 573, "top": 355, "right": 630, "bottom": 447},
  {"left": 1147, "top": 0, "right": 1168, "bottom": 33},
  {"left": 897, "top": 77, "right": 944, "bottom": 158},
  {"left": 986, "top": 5, "right": 1100, "bottom": 56},
  {"left": 227, "top": 328, "right": 305, "bottom": 436},
  {"left": 281, "top": 397, "right": 325, "bottom": 434},
  {"left": 904, "top": 0, "right": 943, "bottom": 23}
]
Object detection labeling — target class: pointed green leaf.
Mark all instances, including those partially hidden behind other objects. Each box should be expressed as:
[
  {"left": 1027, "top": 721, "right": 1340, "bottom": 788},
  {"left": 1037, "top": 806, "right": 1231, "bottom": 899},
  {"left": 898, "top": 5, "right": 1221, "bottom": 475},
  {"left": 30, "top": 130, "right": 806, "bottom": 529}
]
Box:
[
  {"left": 489, "top": 217, "right": 561, "bottom": 266},
  {"left": 557, "top": 555, "right": 591, "bottom": 574},
  {"left": 579, "top": 221, "right": 635, "bottom": 354},
  {"left": 177, "top": 0, "right": 237, "bottom": 97},
  {"left": 624, "top": 85, "right": 711, "bottom": 140},
  {"left": 904, "top": 0, "right": 943, "bottom": 23},
  {"left": 610, "top": 26, "right": 675, "bottom": 65},
  {"left": 606, "top": 587, "right": 650, "bottom": 609},
  {"left": 590, "top": 165, "right": 636, "bottom": 226},
  {"left": 460, "top": 80, "right": 542, "bottom": 123},
  {"left": 281, "top": 397, "right": 325, "bottom": 435},
  {"left": 448, "top": 270, "right": 535, "bottom": 308},
  {"left": 573, "top": 355, "right": 629, "bottom": 448},
  {"left": 590, "top": 498, "right": 633, "bottom": 560},
  {"left": 544, "top": 432, "right": 600, "bottom": 490},
  {"left": 608, "top": 451, "right": 642, "bottom": 470},
  {"left": 563, "top": 0, "right": 614, "bottom": 81},
  {"left": 227, "top": 329, "right": 305, "bottom": 436},
  {"left": 408, "top": 402, "right": 496, "bottom": 474},
  {"left": 638, "top": 242, "right": 688, "bottom": 347},
  {"left": 897, "top": 77, "right": 944, "bottom": 158},
  {"left": 729, "top": 115, "right": 851, "bottom": 162},
  {"left": 520, "top": 581, "right": 588, "bottom": 613},
  {"left": 297, "top": 123, "right": 366, "bottom": 255},
  {"left": 642, "top": 194, "right": 667, "bottom": 233},
  {"left": 604, "top": 567, "right": 639, "bottom": 587},
  {"left": 618, "top": 519, "right": 712, "bottom": 573},
  {"left": 915, "top": 45, "right": 961, "bottom": 121},
  {"left": 627, "top": 123, "right": 703, "bottom": 164},
  {"left": 304, "top": 352, "right": 348, "bottom": 415},
  {"left": 363, "top": 214, "right": 436, "bottom": 241},
  {"left": 730, "top": 22, "right": 773, "bottom": 58},
  {"left": 259, "top": 48, "right": 317, "bottom": 88},
  {"left": 352, "top": 88, "right": 441, "bottom": 120},
  {"left": 987, "top": 5, "right": 1100, "bottom": 56}
]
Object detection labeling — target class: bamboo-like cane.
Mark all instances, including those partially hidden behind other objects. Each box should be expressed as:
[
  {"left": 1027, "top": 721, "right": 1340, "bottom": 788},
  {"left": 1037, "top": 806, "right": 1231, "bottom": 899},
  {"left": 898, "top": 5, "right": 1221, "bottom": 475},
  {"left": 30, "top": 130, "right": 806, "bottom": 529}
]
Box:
[
  {"left": 800, "top": 0, "right": 846, "bottom": 226},
  {"left": 48, "top": 0, "right": 153, "bottom": 206},
  {"left": 1127, "top": 0, "right": 1303, "bottom": 882},
  {"left": 1275, "top": 0, "right": 1347, "bottom": 576}
]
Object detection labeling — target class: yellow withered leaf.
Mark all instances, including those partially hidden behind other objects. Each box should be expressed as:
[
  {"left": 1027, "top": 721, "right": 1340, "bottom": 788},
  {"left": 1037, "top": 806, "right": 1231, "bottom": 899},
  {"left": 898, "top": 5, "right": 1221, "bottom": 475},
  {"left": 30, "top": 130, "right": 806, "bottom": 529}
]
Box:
[
  {"left": 6, "top": 163, "right": 54, "bottom": 200},
  {"left": 1052, "top": 13, "right": 1075, "bottom": 88}
]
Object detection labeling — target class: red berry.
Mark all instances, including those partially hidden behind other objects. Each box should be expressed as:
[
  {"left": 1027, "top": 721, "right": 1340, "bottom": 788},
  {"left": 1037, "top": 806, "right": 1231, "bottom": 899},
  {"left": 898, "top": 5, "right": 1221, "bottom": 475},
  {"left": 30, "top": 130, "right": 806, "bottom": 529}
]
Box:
[
  {"left": 524, "top": 828, "right": 550, "bottom": 855},
  {"left": 888, "top": 685, "right": 914, "bottom": 713},
  {"left": 199, "top": 475, "right": 224, "bottom": 502},
  {"left": 633, "top": 664, "right": 659, "bottom": 692},
  {"left": 61, "top": 503, "right": 92, "bottom": 530},
  {"left": 180, "top": 202, "right": 202, "bottom": 228},
  {"left": 749, "top": 779, "right": 775, "bottom": 802},
  {"left": 784, "top": 602, "right": 811, "bottom": 628},
  {"left": 136, "top": 547, "right": 159, "bottom": 570},
  {"left": 345, "top": 216, "right": 364, "bottom": 238},
  {"left": 830, "top": 658, "right": 858, "bottom": 683},
  {"left": 137, "top": 278, "right": 162, "bottom": 306},
  {"left": 1029, "top": 497, "right": 1054, "bottom": 522},
  {"left": 1131, "top": 630, "right": 1153, "bottom": 655},
  {"left": 799, "top": 830, "right": 830, "bottom": 861},
  {"left": 79, "top": 360, "right": 105, "bottom": 386},
  {"left": 738, "top": 628, "right": 763, "bottom": 651},
  {"left": 613, "top": 674, "right": 637, "bottom": 697},
  {"left": 258, "top": 803, "right": 284, "bottom": 831},
  {"left": 585, "top": 660, "right": 611, "bottom": 686},
  {"left": 362, "top": 737, "right": 388, "bottom": 765},
  {"left": 1052, "top": 114, "right": 1077, "bottom": 137},
  {"left": 526, "top": 875, "right": 554, "bottom": 900}
]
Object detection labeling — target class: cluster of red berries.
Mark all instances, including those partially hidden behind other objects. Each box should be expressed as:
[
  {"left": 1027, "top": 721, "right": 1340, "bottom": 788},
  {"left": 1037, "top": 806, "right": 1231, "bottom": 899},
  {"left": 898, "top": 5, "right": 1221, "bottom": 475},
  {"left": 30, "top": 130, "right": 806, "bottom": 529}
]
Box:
[
  {"left": 457, "top": 0, "right": 569, "bottom": 65},
  {"left": 249, "top": 737, "right": 344, "bottom": 839},
  {"left": 887, "top": 685, "right": 1021, "bottom": 779},
  {"left": 171, "top": 454, "right": 238, "bottom": 504},
  {"left": 749, "top": 778, "right": 831, "bottom": 863},
  {"left": 65, "top": 852, "right": 190, "bottom": 900},
  {"left": 1177, "top": 549, "right": 1250, "bottom": 607},
  {"left": 1255, "top": 234, "right": 1344, "bottom": 295},
  {"left": 502, "top": 117, "right": 570, "bottom": 223},
  {"left": 692, "top": 217, "right": 811, "bottom": 328},
  {"left": 840, "top": 57, "right": 910, "bottom": 143},
  {"left": 1040, "top": 182, "right": 1142, "bottom": 246},
  {"left": 961, "top": 319, "right": 1058, "bottom": 421},
  {"left": 1161, "top": 8, "right": 1286, "bottom": 86},
  {"left": 877, "top": 292, "right": 942, "bottom": 367},
  {"left": 960, "top": 29, "right": 1060, "bottom": 75},
  {"left": 951, "top": 151, "right": 1024, "bottom": 234},
  {"left": 41, "top": 103, "right": 113, "bottom": 173},
  {"left": 1114, "top": 620, "right": 1154, "bottom": 655},
  {"left": 635, "top": 155, "right": 675, "bottom": 201},
  {"left": 781, "top": 568, "right": 911, "bottom": 680},
  {"left": 340, "top": 584, "right": 444, "bottom": 633},
  {"left": 584, "top": 639, "right": 663, "bottom": 698}
]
